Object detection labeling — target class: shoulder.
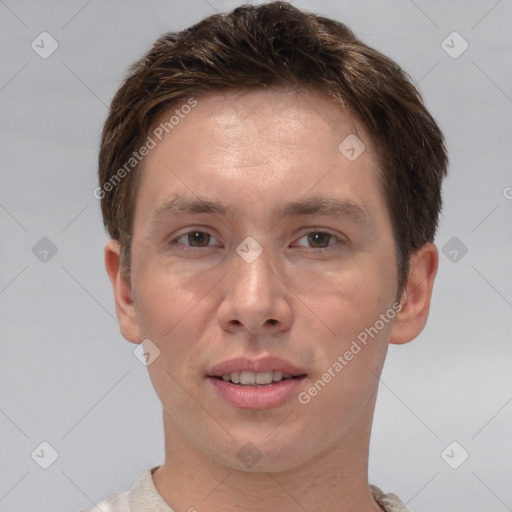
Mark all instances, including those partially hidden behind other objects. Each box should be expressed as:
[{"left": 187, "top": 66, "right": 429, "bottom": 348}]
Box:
[
  {"left": 79, "top": 489, "right": 130, "bottom": 512},
  {"left": 78, "top": 467, "right": 160, "bottom": 512},
  {"left": 370, "top": 484, "right": 410, "bottom": 512}
]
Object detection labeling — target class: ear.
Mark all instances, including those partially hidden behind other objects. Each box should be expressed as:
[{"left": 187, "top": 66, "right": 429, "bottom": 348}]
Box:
[
  {"left": 390, "top": 242, "right": 438, "bottom": 345},
  {"left": 104, "top": 239, "right": 141, "bottom": 344}
]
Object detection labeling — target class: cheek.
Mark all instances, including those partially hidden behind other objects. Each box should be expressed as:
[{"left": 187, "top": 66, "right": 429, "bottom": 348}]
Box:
[
  {"left": 294, "top": 251, "right": 397, "bottom": 411},
  {"left": 296, "top": 293, "right": 394, "bottom": 431},
  {"left": 132, "top": 261, "right": 224, "bottom": 400},
  {"left": 298, "top": 253, "right": 397, "bottom": 342},
  {"left": 132, "top": 248, "right": 215, "bottom": 335},
  {"left": 136, "top": 278, "right": 208, "bottom": 414}
]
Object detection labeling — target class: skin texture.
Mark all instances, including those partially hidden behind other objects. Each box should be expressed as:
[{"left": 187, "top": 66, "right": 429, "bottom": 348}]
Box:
[{"left": 105, "top": 88, "right": 438, "bottom": 512}]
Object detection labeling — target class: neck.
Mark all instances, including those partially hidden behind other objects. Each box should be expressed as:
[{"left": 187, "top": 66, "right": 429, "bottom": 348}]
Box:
[{"left": 152, "top": 409, "right": 382, "bottom": 512}]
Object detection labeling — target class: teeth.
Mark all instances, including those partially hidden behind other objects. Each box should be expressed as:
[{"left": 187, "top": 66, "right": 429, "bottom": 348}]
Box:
[
  {"left": 219, "top": 371, "right": 295, "bottom": 386},
  {"left": 255, "top": 371, "right": 273, "bottom": 384},
  {"left": 240, "top": 371, "right": 256, "bottom": 385},
  {"left": 273, "top": 371, "right": 284, "bottom": 381}
]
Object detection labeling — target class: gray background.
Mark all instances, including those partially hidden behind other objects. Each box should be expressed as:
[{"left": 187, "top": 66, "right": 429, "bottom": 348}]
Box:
[{"left": 1, "top": 1, "right": 511, "bottom": 511}]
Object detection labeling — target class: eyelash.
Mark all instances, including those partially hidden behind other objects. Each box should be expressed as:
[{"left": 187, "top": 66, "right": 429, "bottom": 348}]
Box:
[{"left": 167, "top": 229, "right": 345, "bottom": 252}]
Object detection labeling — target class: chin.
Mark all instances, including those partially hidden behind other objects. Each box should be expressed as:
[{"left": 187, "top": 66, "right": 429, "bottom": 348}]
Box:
[{"left": 203, "top": 427, "right": 314, "bottom": 473}]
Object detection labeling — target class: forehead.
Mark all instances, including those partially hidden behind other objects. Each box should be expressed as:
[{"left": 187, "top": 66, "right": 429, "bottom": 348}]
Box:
[
  {"left": 133, "top": 88, "right": 385, "bottom": 230},
  {"left": 150, "top": 87, "right": 370, "bottom": 156}
]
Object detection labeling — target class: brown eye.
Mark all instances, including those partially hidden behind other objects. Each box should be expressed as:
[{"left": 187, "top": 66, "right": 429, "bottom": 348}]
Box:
[
  {"left": 186, "top": 231, "right": 211, "bottom": 247},
  {"left": 306, "top": 232, "right": 333, "bottom": 248}
]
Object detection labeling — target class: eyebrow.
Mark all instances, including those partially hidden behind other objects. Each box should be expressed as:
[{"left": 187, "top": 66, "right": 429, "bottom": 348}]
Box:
[
  {"left": 150, "top": 193, "right": 368, "bottom": 225},
  {"left": 151, "top": 194, "right": 228, "bottom": 219},
  {"left": 276, "top": 196, "right": 367, "bottom": 224}
]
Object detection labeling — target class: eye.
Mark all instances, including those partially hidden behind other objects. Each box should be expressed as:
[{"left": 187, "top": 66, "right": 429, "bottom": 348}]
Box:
[
  {"left": 171, "top": 230, "right": 220, "bottom": 248},
  {"left": 293, "top": 231, "right": 342, "bottom": 249}
]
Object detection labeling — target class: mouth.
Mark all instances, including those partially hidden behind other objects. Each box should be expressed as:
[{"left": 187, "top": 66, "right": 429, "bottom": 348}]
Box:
[
  {"left": 207, "top": 357, "right": 308, "bottom": 409},
  {"left": 211, "top": 370, "right": 307, "bottom": 387}
]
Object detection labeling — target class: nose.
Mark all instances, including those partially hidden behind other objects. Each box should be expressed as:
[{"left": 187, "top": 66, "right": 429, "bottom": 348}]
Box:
[{"left": 216, "top": 244, "right": 294, "bottom": 337}]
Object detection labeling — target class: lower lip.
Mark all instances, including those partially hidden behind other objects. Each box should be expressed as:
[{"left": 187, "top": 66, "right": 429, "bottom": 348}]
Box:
[{"left": 208, "top": 376, "right": 306, "bottom": 409}]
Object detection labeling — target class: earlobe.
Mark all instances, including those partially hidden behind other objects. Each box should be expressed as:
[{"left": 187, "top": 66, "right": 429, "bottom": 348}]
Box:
[
  {"left": 389, "top": 243, "right": 439, "bottom": 345},
  {"left": 104, "top": 239, "right": 141, "bottom": 344}
]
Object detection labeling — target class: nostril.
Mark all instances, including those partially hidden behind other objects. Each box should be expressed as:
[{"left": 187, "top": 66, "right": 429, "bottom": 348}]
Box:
[{"left": 267, "top": 319, "right": 278, "bottom": 326}]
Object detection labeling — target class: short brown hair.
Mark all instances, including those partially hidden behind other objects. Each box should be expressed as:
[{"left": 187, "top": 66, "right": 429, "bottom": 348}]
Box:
[{"left": 98, "top": 1, "right": 448, "bottom": 293}]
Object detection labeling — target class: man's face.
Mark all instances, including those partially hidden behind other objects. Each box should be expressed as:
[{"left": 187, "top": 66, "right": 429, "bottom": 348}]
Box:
[{"left": 126, "top": 88, "right": 399, "bottom": 471}]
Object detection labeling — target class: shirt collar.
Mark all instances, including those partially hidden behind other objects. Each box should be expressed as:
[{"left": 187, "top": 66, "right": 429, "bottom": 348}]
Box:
[
  {"left": 129, "top": 466, "right": 176, "bottom": 512},
  {"left": 128, "top": 466, "right": 408, "bottom": 512}
]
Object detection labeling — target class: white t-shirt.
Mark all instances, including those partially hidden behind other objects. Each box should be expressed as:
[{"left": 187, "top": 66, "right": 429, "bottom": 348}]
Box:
[{"left": 80, "top": 466, "right": 410, "bottom": 512}]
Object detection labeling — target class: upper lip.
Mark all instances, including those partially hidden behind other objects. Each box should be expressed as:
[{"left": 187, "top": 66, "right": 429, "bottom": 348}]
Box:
[{"left": 208, "top": 356, "right": 307, "bottom": 377}]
